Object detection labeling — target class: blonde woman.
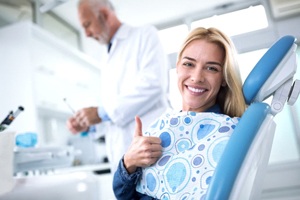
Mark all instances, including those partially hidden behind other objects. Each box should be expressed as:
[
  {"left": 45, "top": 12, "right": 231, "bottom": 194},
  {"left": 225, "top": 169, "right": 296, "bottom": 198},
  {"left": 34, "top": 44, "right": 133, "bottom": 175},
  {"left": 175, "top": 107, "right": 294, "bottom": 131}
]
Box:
[{"left": 113, "top": 27, "right": 246, "bottom": 199}]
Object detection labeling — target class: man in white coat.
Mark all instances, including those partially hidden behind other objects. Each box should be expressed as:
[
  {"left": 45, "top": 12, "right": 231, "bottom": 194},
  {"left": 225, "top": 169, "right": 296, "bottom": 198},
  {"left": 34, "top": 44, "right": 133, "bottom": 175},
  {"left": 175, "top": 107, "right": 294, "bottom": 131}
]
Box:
[{"left": 66, "top": 0, "right": 170, "bottom": 173}]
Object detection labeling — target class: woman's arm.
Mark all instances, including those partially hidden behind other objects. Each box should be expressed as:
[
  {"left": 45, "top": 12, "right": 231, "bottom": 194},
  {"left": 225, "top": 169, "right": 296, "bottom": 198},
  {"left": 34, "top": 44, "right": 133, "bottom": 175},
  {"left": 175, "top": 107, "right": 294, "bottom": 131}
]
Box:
[
  {"left": 113, "top": 158, "right": 142, "bottom": 199},
  {"left": 113, "top": 116, "right": 162, "bottom": 199}
]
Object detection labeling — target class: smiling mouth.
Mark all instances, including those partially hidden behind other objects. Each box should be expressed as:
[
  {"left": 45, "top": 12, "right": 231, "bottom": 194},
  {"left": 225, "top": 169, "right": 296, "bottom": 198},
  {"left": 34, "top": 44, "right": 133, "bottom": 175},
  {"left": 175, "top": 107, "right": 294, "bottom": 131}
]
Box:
[{"left": 187, "top": 86, "right": 206, "bottom": 93}]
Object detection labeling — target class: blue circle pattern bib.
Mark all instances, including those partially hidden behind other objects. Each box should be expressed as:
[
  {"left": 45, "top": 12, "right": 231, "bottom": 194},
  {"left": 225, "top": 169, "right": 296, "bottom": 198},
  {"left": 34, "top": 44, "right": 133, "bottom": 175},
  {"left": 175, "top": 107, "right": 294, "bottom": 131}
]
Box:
[{"left": 136, "top": 111, "right": 240, "bottom": 200}]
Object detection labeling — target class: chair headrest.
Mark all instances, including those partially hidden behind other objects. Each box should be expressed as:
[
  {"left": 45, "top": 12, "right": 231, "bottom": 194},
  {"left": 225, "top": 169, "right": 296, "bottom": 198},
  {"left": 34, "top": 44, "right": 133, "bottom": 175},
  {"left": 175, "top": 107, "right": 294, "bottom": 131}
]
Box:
[{"left": 243, "top": 35, "right": 297, "bottom": 105}]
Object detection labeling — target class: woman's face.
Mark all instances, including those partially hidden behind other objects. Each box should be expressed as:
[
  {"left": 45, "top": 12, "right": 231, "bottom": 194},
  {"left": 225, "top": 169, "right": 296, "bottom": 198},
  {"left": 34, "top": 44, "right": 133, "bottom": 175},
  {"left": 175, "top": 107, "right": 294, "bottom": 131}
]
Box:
[{"left": 177, "top": 39, "right": 226, "bottom": 112}]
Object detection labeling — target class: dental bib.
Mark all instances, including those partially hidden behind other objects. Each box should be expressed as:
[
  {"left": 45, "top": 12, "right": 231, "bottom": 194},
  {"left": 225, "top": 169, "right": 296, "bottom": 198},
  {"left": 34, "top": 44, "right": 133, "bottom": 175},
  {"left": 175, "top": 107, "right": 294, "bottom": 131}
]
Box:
[{"left": 136, "top": 110, "right": 239, "bottom": 200}]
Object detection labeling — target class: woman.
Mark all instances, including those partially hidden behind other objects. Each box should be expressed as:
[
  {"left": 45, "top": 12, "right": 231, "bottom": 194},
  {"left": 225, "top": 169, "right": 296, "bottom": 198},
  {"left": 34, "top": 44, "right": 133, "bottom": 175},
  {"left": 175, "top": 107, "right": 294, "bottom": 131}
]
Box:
[{"left": 113, "top": 27, "right": 247, "bottom": 199}]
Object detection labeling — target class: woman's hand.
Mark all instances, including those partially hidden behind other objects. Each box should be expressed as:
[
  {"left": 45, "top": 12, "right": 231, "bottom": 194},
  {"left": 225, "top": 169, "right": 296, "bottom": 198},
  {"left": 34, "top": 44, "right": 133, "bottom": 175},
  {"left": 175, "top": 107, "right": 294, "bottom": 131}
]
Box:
[{"left": 124, "top": 116, "right": 162, "bottom": 174}]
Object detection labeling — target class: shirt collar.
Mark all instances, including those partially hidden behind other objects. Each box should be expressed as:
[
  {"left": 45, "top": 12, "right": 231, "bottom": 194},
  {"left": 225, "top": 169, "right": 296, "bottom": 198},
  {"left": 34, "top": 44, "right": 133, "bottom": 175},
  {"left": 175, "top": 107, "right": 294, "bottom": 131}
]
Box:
[
  {"left": 107, "top": 24, "right": 129, "bottom": 54},
  {"left": 112, "top": 23, "right": 130, "bottom": 41},
  {"left": 206, "top": 104, "right": 222, "bottom": 113}
]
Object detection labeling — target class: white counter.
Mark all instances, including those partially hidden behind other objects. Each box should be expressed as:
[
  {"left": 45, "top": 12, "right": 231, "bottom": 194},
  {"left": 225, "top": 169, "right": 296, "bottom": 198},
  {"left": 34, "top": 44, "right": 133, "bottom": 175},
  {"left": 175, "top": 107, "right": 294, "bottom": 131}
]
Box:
[{"left": 0, "top": 163, "right": 115, "bottom": 200}]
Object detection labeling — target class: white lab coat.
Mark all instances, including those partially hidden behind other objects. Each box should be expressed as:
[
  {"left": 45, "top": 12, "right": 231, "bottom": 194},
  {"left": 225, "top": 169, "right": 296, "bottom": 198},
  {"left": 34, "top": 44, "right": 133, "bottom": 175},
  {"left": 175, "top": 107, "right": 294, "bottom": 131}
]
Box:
[{"left": 98, "top": 24, "right": 170, "bottom": 173}]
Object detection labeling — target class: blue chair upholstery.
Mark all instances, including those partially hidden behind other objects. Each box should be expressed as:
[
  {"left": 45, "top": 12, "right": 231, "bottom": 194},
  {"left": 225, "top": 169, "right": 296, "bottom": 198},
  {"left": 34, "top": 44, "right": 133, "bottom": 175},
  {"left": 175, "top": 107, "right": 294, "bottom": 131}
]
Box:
[
  {"left": 205, "top": 35, "right": 299, "bottom": 200},
  {"left": 243, "top": 35, "right": 296, "bottom": 104}
]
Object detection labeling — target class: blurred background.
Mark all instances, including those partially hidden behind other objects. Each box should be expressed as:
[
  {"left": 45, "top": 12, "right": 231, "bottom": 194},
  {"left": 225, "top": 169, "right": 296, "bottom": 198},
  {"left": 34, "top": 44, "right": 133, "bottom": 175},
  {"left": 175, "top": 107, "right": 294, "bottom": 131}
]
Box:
[{"left": 0, "top": 0, "right": 299, "bottom": 199}]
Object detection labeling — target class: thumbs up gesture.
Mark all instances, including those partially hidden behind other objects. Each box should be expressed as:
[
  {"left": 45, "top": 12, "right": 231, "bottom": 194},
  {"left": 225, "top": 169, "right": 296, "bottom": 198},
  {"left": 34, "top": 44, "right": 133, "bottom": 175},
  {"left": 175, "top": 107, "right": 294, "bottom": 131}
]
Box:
[{"left": 124, "top": 116, "right": 162, "bottom": 174}]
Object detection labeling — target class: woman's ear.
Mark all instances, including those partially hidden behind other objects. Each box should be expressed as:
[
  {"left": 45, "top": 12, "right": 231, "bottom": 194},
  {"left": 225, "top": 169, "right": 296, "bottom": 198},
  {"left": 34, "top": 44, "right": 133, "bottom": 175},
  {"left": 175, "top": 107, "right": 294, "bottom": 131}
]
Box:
[{"left": 221, "top": 80, "right": 227, "bottom": 87}]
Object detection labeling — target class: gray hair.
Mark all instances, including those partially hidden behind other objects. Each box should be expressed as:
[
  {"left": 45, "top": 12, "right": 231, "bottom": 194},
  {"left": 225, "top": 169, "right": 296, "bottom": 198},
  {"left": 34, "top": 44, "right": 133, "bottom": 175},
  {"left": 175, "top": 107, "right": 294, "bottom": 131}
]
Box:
[{"left": 78, "top": 0, "right": 114, "bottom": 11}]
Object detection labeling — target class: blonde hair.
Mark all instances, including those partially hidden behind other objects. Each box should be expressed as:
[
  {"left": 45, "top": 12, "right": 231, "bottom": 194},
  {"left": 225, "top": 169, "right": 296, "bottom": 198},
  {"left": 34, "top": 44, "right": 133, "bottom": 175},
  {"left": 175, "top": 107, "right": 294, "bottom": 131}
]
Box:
[{"left": 177, "top": 27, "right": 246, "bottom": 117}]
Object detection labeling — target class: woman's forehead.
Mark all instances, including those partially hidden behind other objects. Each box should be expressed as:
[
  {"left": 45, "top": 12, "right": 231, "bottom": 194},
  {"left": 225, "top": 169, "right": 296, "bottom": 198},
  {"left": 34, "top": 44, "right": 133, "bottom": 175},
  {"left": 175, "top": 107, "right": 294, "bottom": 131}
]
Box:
[{"left": 182, "top": 40, "right": 224, "bottom": 62}]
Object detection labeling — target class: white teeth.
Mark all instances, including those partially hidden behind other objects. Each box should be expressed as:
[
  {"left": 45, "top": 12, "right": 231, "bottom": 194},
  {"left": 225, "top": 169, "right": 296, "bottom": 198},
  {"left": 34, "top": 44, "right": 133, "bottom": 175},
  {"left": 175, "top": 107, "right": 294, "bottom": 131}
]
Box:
[{"left": 188, "top": 86, "right": 205, "bottom": 93}]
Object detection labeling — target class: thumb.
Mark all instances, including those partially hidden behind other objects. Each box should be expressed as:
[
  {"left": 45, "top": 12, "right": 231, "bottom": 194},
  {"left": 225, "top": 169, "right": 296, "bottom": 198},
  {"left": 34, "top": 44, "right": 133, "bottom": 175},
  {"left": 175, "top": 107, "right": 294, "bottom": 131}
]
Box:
[{"left": 134, "top": 116, "right": 143, "bottom": 137}]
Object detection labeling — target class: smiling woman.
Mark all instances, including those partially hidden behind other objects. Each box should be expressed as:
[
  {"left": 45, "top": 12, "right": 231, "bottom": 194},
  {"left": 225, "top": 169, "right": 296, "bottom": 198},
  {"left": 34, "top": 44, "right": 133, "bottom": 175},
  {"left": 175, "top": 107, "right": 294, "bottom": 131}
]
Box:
[
  {"left": 112, "top": 27, "right": 247, "bottom": 199},
  {"left": 177, "top": 39, "right": 225, "bottom": 113},
  {"left": 177, "top": 27, "right": 246, "bottom": 117}
]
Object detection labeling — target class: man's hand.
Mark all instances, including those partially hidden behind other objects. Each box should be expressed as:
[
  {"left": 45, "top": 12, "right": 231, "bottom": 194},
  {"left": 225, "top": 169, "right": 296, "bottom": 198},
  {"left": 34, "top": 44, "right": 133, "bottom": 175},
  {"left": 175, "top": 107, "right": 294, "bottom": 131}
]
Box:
[
  {"left": 124, "top": 116, "right": 162, "bottom": 174},
  {"left": 66, "top": 107, "right": 101, "bottom": 134}
]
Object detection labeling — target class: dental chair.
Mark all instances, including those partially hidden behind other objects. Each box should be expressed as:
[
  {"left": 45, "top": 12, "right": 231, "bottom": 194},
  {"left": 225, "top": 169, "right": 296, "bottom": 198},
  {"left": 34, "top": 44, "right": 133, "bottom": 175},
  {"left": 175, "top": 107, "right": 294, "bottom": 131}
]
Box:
[{"left": 205, "top": 35, "right": 300, "bottom": 200}]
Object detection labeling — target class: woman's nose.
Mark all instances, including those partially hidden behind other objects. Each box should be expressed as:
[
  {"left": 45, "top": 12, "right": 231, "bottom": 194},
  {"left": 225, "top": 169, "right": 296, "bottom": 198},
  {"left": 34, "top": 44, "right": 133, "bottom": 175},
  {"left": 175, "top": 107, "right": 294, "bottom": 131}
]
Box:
[{"left": 191, "top": 68, "right": 205, "bottom": 83}]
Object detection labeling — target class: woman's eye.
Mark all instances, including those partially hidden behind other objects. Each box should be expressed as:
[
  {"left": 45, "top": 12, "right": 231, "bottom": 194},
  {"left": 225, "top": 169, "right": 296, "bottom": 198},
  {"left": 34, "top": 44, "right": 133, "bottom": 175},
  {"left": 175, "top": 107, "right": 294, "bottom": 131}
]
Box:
[
  {"left": 183, "top": 62, "right": 193, "bottom": 67},
  {"left": 207, "top": 66, "right": 219, "bottom": 72}
]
